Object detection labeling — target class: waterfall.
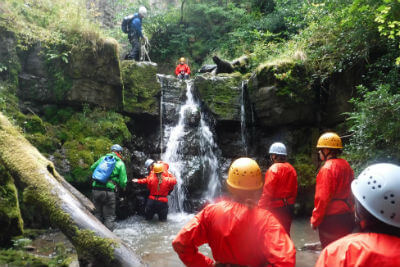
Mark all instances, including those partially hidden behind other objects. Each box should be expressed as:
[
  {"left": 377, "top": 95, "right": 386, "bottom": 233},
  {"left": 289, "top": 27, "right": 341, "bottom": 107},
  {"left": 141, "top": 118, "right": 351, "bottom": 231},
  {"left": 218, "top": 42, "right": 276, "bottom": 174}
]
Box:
[
  {"left": 240, "top": 80, "right": 248, "bottom": 155},
  {"left": 161, "top": 79, "right": 220, "bottom": 212},
  {"left": 200, "top": 115, "right": 221, "bottom": 201}
]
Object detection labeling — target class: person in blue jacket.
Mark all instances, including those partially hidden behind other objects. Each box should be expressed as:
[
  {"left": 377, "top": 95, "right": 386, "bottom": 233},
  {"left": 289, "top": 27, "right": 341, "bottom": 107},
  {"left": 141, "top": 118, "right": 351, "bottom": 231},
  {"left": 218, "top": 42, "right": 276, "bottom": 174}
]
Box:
[
  {"left": 91, "top": 144, "right": 127, "bottom": 230},
  {"left": 122, "top": 6, "right": 148, "bottom": 61}
]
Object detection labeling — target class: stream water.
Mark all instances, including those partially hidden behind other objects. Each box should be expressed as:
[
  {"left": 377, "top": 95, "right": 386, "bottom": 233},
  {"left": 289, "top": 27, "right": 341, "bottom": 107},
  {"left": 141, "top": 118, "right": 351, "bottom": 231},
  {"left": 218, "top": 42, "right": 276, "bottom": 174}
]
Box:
[{"left": 114, "top": 214, "right": 320, "bottom": 267}]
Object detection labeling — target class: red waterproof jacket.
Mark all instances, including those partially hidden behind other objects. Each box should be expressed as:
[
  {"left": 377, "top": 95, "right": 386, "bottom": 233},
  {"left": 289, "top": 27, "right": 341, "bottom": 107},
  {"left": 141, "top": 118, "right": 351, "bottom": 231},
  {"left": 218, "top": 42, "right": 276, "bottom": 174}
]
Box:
[
  {"left": 175, "top": 63, "right": 191, "bottom": 76},
  {"left": 315, "top": 233, "right": 400, "bottom": 267},
  {"left": 172, "top": 199, "right": 296, "bottom": 267},
  {"left": 136, "top": 172, "right": 177, "bottom": 203},
  {"left": 311, "top": 158, "right": 354, "bottom": 227},
  {"left": 258, "top": 162, "right": 298, "bottom": 209}
]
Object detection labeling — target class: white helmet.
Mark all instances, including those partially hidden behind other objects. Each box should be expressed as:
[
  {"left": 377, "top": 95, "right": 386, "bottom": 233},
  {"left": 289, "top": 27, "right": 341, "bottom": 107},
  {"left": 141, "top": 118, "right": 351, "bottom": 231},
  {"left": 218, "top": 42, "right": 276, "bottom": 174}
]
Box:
[
  {"left": 138, "top": 6, "right": 147, "bottom": 17},
  {"left": 268, "top": 142, "right": 287, "bottom": 156},
  {"left": 351, "top": 163, "right": 400, "bottom": 228}
]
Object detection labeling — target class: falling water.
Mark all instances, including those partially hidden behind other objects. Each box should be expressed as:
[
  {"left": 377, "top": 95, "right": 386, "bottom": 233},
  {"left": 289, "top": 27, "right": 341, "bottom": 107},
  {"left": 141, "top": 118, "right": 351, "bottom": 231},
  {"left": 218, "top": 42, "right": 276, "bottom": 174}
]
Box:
[
  {"left": 161, "top": 80, "right": 220, "bottom": 212},
  {"left": 200, "top": 115, "right": 221, "bottom": 201},
  {"left": 240, "top": 80, "right": 248, "bottom": 155}
]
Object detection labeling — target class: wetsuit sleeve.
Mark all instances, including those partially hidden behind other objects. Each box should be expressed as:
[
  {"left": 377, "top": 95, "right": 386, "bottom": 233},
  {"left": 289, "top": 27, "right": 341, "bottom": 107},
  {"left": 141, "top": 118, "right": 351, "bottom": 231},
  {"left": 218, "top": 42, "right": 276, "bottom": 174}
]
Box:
[
  {"left": 311, "top": 167, "right": 334, "bottom": 227},
  {"left": 186, "top": 65, "right": 191, "bottom": 75},
  {"left": 136, "top": 176, "right": 149, "bottom": 184},
  {"left": 118, "top": 162, "right": 128, "bottom": 189},
  {"left": 175, "top": 65, "right": 180, "bottom": 76},
  {"left": 172, "top": 209, "right": 214, "bottom": 267},
  {"left": 262, "top": 215, "right": 296, "bottom": 267}
]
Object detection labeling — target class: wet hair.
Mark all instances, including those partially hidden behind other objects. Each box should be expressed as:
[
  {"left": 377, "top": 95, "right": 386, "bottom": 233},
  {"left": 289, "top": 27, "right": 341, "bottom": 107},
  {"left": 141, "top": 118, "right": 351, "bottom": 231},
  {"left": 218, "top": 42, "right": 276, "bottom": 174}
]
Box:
[{"left": 355, "top": 200, "right": 400, "bottom": 237}]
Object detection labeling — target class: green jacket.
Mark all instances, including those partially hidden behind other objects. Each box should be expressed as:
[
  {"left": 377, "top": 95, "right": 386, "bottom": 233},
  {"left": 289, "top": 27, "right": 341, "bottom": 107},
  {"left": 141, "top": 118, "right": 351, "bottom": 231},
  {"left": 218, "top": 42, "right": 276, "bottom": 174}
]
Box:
[{"left": 91, "top": 152, "right": 127, "bottom": 191}]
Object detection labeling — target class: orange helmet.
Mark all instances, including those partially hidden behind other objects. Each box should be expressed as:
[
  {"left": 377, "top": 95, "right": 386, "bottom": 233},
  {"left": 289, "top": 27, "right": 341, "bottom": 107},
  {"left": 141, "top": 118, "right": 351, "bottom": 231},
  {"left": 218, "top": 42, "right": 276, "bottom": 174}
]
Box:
[
  {"left": 227, "top": 157, "right": 263, "bottom": 191},
  {"left": 153, "top": 163, "right": 164, "bottom": 174},
  {"left": 316, "top": 132, "right": 343, "bottom": 149}
]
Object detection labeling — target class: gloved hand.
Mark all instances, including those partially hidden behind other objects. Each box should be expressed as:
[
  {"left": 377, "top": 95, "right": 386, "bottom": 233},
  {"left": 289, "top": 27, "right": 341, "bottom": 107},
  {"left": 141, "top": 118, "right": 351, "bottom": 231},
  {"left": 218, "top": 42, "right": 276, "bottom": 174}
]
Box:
[{"left": 181, "top": 70, "right": 185, "bottom": 74}]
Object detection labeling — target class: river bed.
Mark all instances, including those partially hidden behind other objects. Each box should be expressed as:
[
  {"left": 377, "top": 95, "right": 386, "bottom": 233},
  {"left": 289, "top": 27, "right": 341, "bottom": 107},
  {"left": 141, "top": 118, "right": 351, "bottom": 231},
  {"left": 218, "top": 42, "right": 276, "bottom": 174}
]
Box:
[{"left": 114, "top": 213, "right": 320, "bottom": 267}]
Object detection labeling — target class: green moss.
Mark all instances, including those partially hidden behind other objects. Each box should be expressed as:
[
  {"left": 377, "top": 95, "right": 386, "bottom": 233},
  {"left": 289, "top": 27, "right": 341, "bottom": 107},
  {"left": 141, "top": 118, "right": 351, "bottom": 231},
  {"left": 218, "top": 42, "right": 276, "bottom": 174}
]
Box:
[
  {"left": 121, "top": 61, "right": 161, "bottom": 115},
  {"left": 0, "top": 249, "right": 48, "bottom": 267},
  {"left": 195, "top": 73, "right": 243, "bottom": 120},
  {"left": 0, "top": 164, "right": 23, "bottom": 246},
  {"left": 250, "top": 59, "right": 312, "bottom": 104},
  {"left": 72, "top": 230, "right": 117, "bottom": 265}
]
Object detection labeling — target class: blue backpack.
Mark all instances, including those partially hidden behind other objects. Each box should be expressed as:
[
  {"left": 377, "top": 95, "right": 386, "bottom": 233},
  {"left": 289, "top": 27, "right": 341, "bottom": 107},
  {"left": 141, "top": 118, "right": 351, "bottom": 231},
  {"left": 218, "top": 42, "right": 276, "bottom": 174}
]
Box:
[{"left": 92, "top": 156, "right": 116, "bottom": 183}]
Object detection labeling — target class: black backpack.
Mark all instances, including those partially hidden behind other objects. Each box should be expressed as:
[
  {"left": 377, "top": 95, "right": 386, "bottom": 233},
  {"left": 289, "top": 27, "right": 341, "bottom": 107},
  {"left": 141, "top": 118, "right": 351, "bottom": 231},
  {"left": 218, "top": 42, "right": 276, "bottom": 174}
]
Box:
[{"left": 121, "top": 14, "right": 134, "bottom": 34}]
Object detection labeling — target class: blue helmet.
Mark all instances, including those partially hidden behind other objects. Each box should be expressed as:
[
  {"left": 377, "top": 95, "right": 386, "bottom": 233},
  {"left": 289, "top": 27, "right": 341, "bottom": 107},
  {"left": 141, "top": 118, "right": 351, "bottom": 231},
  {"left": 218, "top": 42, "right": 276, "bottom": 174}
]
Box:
[{"left": 111, "top": 144, "right": 123, "bottom": 152}]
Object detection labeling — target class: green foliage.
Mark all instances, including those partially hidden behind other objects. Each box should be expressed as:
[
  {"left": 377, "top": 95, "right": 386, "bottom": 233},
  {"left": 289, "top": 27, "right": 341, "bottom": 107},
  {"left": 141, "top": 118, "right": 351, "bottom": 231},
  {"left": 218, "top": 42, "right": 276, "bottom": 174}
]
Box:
[
  {"left": 346, "top": 85, "right": 400, "bottom": 173},
  {"left": 293, "top": 154, "right": 316, "bottom": 188},
  {"left": 0, "top": 0, "right": 103, "bottom": 49},
  {"left": 375, "top": 0, "right": 400, "bottom": 64}
]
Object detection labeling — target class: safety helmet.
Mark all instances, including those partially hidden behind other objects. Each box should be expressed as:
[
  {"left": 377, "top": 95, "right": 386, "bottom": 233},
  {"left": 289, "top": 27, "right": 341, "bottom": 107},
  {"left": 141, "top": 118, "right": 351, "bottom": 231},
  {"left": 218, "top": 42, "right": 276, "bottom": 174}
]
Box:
[
  {"left": 138, "top": 6, "right": 147, "bottom": 17},
  {"left": 179, "top": 57, "right": 185, "bottom": 63},
  {"left": 351, "top": 163, "right": 400, "bottom": 228},
  {"left": 316, "top": 132, "right": 343, "bottom": 149},
  {"left": 111, "top": 144, "right": 123, "bottom": 152},
  {"left": 145, "top": 159, "right": 155, "bottom": 169},
  {"left": 269, "top": 142, "right": 287, "bottom": 156},
  {"left": 227, "top": 157, "right": 263, "bottom": 191},
  {"left": 153, "top": 163, "right": 164, "bottom": 174}
]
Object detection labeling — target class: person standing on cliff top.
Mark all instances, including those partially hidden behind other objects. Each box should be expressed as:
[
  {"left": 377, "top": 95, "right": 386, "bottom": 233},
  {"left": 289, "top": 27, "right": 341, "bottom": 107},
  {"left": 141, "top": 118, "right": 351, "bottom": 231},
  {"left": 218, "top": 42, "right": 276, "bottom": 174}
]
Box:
[{"left": 122, "top": 6, "right": 148, "bottom": 61}]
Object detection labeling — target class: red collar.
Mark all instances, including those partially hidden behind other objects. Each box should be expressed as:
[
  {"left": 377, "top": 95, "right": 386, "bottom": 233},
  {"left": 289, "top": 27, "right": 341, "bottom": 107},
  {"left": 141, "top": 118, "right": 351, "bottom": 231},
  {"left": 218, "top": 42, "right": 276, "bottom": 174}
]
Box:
[{"left": 114, "top": 152, "right": 123, "bottom": 159}]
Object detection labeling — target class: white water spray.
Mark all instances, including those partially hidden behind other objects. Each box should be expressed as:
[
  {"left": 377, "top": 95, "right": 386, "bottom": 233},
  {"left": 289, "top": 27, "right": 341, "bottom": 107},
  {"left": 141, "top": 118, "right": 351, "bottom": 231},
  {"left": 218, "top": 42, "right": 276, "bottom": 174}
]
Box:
[
  {"left": 240, "top": 80, "right": 248, "bottom": 155},
  {"left": 161, "top": 80, "right": 220, "bottom": 212}
]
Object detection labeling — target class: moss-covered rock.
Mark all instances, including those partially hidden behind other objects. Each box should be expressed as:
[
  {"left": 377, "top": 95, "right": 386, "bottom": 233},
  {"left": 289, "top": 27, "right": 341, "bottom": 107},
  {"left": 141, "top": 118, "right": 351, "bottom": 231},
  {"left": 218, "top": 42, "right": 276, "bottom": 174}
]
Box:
[
  {"left": 0, "top": 164, "right": 23, "bottom": 246},
  {"left": 248, "top": 59, "right": 316, "bottom": 127},
  {"left": 194, "top": 72, "right": 243, "bottom": 121},
  {"left": 121, "top": 61, "right": 160, "bottom": 115}
]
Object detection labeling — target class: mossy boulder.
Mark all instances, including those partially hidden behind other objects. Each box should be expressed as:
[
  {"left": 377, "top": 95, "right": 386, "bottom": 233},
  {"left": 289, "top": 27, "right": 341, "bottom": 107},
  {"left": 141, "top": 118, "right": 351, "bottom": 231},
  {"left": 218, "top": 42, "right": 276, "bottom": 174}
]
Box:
[
  {"left": 121, "top": 61, "right": 160, "bottom": 115},
  {"left": 194, "top": 72, "right": 243, "bottom": 121},
  {"left": 0, "top": 165, "right": 23, "bottom": 246},
  {"left": 248, "top": 60, "right": 315, "bottom": 127},
  {"left": 17, "top": 38, "right": 123, "bottom": 110}
]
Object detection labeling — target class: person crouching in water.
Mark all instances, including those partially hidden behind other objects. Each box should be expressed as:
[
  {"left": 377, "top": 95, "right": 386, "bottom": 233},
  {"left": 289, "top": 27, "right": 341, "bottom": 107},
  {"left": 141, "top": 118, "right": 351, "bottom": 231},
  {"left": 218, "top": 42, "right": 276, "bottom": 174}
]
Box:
[
  {"left": 258, "top": 142, "right": 298, "bottom": 235},
  {"left": 315, "top": 163, "right": 400, "bottom": 267},
  {"left": 311, "top": 132, "right": 355, "bottom": 248},
  {"left": 172, "top": 157, "right": 296, "bottom": 267},
  {"left": 132, "top": 163, "right": 176, "bottom": 221},
  {"left": 175, "top": 57, "right": 191, "bottom": 80}
]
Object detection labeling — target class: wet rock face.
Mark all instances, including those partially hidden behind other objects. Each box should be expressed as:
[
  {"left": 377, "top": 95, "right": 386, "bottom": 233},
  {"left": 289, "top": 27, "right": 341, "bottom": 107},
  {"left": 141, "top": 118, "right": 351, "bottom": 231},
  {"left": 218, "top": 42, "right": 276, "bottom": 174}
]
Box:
[
  {"left": 17, "top": 38, "right": 123, "bottom": 109},
  {"left": 195, "top": 73, "right": 243, "bottom": 121},
  {"left": 122, "top": 61, "right": 161, "bottom": 115}
]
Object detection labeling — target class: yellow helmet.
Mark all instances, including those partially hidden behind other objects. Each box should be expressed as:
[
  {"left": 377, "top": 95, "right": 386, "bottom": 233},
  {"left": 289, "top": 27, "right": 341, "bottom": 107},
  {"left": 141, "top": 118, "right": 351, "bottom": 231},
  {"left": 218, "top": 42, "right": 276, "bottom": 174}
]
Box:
[
  {"left": 316, "top": 132, "right": 343, "bottom": 149},
  {"left": 179, "top": 57, "right": 185, "bottom": 63},
  {"left": 227, "top": 157, "right": 263, "bottom": 191},
  {"left": 153, "top": 163, "right": 163, "bottom": 174}
]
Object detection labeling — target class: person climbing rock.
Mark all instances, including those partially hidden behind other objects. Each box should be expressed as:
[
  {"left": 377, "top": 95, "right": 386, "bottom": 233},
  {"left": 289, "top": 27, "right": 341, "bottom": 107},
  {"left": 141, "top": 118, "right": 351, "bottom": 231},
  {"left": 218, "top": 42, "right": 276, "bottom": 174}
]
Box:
[
  {"left": 91, "top": 144, "right": 127, "bottom": 230},
  {"left": 172, "top": 157, "right": 296, "bottom": 267},
  {"left": 122, "top": 6, "right": 148, "bottom": 61},
  {"left": 132, "top": 163, "right": 177, "bottom": 221},
  {"left": 311, "top": 132, "right": 355, "bottom": 248},
  {"left": 258, "top": 142, "right": 298, "bottom": 235},
  {"left": 175, "top": 57, "right": 191, "bottom": 80},
  {"left": 315, "top": 163, "right": 400, "bottom": 267}
]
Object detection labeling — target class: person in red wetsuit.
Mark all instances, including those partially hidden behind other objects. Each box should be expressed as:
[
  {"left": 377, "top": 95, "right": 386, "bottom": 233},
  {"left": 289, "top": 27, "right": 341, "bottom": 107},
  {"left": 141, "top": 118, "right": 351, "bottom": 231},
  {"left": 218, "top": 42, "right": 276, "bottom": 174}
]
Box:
[
  {"left": 311, "top": 132, "right": 355, "bottom": 248},
  {"left": 132, "top": 163, "right": 176, "bottom": 221},
  {"left": 315, "top": 163, "right": 400, "bottom": 267},
  {"left": 175, "top": 57, "right": 191, "bottom": 80},
  {"left": 258, "top": 142, "right": 298, "bottom": 235},
  {"left": 172, "top": 157, "right": 296, "bottom": 267}
]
